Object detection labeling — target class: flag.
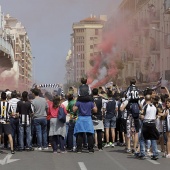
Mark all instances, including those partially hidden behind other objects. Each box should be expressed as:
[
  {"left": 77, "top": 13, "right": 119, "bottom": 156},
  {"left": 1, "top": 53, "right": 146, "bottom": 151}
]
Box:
[{"left": 152, "top": 75, "right": 162, "bottom": 90}]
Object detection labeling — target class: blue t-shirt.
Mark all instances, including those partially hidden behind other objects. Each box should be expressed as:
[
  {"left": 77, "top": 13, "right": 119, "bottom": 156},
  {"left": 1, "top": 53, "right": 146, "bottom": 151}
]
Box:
[{"left": 75, "top": 101, "right": 94, "bottom": 116}]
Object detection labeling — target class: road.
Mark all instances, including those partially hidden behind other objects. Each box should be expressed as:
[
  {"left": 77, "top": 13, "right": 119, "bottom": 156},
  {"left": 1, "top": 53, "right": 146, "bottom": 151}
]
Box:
[{"left": 0, "top": 147, "right": 170, "bottom": 170}]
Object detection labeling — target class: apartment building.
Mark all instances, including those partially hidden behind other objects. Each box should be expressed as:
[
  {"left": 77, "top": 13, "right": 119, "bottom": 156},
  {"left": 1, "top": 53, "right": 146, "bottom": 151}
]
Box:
[
  {"left": 4, "top": 14, "right": 32, "bottom": 90},
  {"left": 118, "top": 0, "right": 170, "bottom": 87},
  {"left": 66, "top": 15, "right": 107, "bottom": 84}
]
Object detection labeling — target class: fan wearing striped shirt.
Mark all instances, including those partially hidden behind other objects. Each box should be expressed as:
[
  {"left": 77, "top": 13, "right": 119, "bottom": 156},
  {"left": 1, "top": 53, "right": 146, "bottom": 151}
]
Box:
[{"left": 0, "top": 92, "right": 15, "bottom": 154}]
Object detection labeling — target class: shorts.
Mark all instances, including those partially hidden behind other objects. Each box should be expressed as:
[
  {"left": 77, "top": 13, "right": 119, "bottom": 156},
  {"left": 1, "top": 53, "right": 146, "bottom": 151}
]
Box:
[
  {"left": 104, "top": 117, "right": 116, "bottom": 128},
  {"left": 0, "top": 123, "right": 12, "bottom": 135},
  {"left": 120, "top": 118, "right": 127, "bottom": 133}
]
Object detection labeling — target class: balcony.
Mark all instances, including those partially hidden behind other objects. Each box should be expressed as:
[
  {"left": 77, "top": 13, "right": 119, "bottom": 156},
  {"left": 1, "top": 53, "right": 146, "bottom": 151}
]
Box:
[{"left": 150, "top": 11, "right": 160, "bottom": 24}]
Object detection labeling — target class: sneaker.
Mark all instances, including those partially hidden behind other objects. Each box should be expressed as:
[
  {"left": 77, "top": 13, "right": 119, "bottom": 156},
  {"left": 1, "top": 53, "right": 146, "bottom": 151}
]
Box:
[
  {"left": 73, "top": 146, "right": 76, "bottom": 152},
  {"left": 35, "top": 147, "right": 42, "bottom": 151},
  {"left": 11, "top": 150, "right": 15, "bottom": 154},
  {"left": 109, "top": 142, "right": 112, "bottom": 146},
  {"left": 104, "top": 143, "right": 110, "bottom": 148},
  {"left": 138, "top": 155, "right": 146, "bottom": 160},
  {"left": 151, "top": 155, "right": 159, "bottom": 160},
  {"left": 98, "top": 149, "right": 103, "bottom": 151},
  {"left": 43, "top": 147, "right": 49, "bottom": 150},
  {"left": 26, "top": 148, "right": 34, "bottom": 151},
  {"left": 166, "top": 154, "right": 170, "bottom": 158},
  {"left": 53, "top": 151, "right": 57, "bottom": 154},
  {"left": 126, "top": 149, "right": 131, "bottom": 153},
  {"left": 111, "top": 143, "right": 115, "bottom": 148},
  {"left": 77, "top": 150, "right": 82, "bottom": 154}
]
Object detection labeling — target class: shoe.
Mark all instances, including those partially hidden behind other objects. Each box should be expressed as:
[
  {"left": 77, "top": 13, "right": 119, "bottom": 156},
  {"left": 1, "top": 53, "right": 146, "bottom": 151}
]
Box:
[
  {"left": 138, "top": 155, "right": 146, "bottom": 160},
  {"left": 126, "top": 149, "right": 131, "bottom": 153},
  {"left": 98, "top": 149, "right": 103, "bottom": 151},
  {"left": 109, "top": 142, "right": 112, "bottom": 146},
  {"left": 61, "top": 151, "right": 67, "bottom": 154},
  {"left": 166, "top": 154, "right": 170, "bottom": 158},
  {"left": 53, "top": 151, "right": 57, "bottom": 154},
  {"left": 43, "top": 147, "right": 49, "bottom": 150},
  {"left": 11, "top": 150, "right": 15, "bottom": 154},
  {"left": 26, "top": 148, "right": 34, "bottom": 151},
  {"left": 111, "top": 143, "right": 115, "bottom": 148},
  {"left": 134, "top": 152, "right": 140, "bottom": 157},
  {"left": 35, "top": 147, "right": 42, "bottom": 151},
  {"left": 77, "top": 150, "right": 82, "bottom": 154},
  {"left": 131, "top": 148, "right": 135, "bottom": 153},
  {"left": 16, "top": 148, "right": 23, "bottom": 152},
  {"left": 73, "top": 146, "right": 76, "bottom": 152},
  {"left": 89, "top": 150, "right": 94, "bottom": 153},
  {"left": 48, "top": 143, "right": 51, "bottom": 147},
  {"left": 151, "top": 155, "right": 159, "bottom": 160},
  {"left": 104, "top": 143, "right": 110, "bottom": 148}
]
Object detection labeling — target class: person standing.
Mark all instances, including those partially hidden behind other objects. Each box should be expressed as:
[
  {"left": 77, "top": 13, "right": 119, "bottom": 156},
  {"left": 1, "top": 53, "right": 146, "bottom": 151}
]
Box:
[
  {"left": 48, "top": 96, "right": 67, "bottom": 153},
  {"left": 16, "top": 91, "right": 34, "bottom": 151},
  {"left": 32, "top": 88, "right": 48, "bottom": 150},
  {"left": 92, "top": 88, "right": 104, "bottom": 151},
  {"left": 0, "top": 92, "right": 15, "bottom": 154},
  {"left": 8, "top": 91, "right": 20, "bottom": 150},
  {"left": 139, "top": 95, "right": 159, "bottom": 160},
  {"left": 73, "top": 99, "right": 97, "bottom": 153}
]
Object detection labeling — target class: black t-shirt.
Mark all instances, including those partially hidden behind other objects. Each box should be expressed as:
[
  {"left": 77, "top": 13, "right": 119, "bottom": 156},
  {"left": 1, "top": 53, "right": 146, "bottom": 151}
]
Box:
[{"left": 92, "top": 96, "right": 103, "bottom": 120}]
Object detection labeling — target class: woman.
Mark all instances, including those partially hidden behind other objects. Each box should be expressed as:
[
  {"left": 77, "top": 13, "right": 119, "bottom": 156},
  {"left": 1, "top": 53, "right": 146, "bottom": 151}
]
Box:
[
  {"left": 73, "top": 99, "right": 97, "bottom": 153},
  {"left": 48, "top": 96, "right": 67, "bottom": 153}
]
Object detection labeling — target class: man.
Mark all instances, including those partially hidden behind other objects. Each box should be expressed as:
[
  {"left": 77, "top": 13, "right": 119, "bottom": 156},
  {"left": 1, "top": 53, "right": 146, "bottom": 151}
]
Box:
[
  {"left": 8, "top": 91, "right": 20, "bottom": 150},
  {"left": 16, "top": 91, "right": 34, "bottom": 151},
  {"left": 103, "top": 90, "right": 118, "bottom": 148},
  {"left": 92, "top": 88, "right": 104, "bottom": 150},
  {"left": 0, "top": 92, "right": 15, "bottom": 154},
  {"left": 138, "top": 95, "right": 159, "bottom": 160},
  {"left": 32, "top": 88, "right": 48, "bottom": 150}
]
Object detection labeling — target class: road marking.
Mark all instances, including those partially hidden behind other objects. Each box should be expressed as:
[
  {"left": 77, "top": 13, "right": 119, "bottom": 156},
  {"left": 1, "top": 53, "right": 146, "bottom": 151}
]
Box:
[
  {"left": 147, "top": 159, "right": 160, "bottom": 165},
  {"left": 0, "top": 154, "right": 20, "bottom": 165},
  {"left": 103, "top": 150, "right": 128, "bottom": 170},
  {"left": 78, "top": 162, "right": 88, "bottom": 170}
]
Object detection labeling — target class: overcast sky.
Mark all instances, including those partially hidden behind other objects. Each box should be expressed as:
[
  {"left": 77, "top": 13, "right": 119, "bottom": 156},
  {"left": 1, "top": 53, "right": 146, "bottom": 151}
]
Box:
[{"left": 1, "top": 0, "right": 120, "bottom": 85}]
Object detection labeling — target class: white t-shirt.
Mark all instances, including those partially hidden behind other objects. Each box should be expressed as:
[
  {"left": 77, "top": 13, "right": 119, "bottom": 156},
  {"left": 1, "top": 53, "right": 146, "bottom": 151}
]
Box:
[{"left": 143, "top": 104, "right": 157, "bottom": 120}]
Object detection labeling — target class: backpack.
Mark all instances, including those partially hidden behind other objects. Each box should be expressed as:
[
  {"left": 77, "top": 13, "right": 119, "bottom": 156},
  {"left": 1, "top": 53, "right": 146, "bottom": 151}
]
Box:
[
  {"left": 131, "top": 103, "right": 140, "bottom": 119},
  {"left": 105, "top": 99, "right": 116, "bottom": 119}
]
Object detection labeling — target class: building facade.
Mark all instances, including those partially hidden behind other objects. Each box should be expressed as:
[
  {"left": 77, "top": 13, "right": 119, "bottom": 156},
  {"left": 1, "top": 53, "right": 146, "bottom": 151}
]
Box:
[
  {"left": 4, "top": 14, "right": 32, "bottom": 90},
  {"left": 66, "top": 15, "right": 107, "bottom": 85},
  {"left": 118, "top": 0, "right": 170, "bottom": 87}
]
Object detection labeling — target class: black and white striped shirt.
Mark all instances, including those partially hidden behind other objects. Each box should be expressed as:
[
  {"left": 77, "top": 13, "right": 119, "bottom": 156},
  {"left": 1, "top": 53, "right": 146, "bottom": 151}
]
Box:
[{"left": 0, "top": 101, "right": 13, "bottom": 123}]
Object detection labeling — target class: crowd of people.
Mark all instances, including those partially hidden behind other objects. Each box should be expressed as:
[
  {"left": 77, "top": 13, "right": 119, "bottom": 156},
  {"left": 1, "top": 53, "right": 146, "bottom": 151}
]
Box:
[{"left": 0, "top": 78, "right": 170, "bottom": 161}]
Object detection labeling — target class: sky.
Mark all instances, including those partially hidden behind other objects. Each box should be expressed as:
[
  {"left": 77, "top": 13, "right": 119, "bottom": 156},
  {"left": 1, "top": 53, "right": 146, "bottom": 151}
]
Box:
[{"left": 0, "top": 0, "right": 120, "bottom": 85}]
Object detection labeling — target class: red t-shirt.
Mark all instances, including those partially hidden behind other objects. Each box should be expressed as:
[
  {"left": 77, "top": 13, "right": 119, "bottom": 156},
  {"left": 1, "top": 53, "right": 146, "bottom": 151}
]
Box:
[{"left": 48, "top": 103, "right": 67, "bottom": 118}]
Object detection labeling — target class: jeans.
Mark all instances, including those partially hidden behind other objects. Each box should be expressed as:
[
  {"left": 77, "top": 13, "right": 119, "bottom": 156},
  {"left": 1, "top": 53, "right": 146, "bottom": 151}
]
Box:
[
  {"left": 10, "top": 117, "right": 19, "bottom": 148},
  {"left": 34, "top": 117, "right": 47, "bottom": 148},
  {"left": 19, "top": 124, "right": 32, "bottom": 149},
  {"left": 140, "top": 123, "right": 158, "bottom": 157},
  {"left": 67, "top": 121, "right": 76, "bottom": 149}
]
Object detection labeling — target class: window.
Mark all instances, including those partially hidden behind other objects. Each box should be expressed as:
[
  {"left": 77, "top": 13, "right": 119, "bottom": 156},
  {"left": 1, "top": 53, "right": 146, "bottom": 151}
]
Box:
[
  {"left": 90, "top": 45, "right": 93, "bottom": 49},
  {"left": 95, "top": 29, "right": 99, "bottom": 35},
  {"left": 90, "top": 53, "right": 93, "bottom": 56}
]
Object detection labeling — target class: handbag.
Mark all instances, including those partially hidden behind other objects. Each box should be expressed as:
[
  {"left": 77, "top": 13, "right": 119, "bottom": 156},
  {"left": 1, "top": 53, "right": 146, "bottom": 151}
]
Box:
[{"left": 58, "top": 106, "right": 66, "bottom": 123}]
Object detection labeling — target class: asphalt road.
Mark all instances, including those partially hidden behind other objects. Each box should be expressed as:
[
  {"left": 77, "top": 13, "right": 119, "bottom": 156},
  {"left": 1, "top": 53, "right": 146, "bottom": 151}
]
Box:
[{"left": 0, "top": 147, "right": 170, "bottom": 170}]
